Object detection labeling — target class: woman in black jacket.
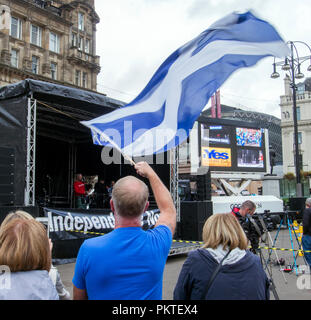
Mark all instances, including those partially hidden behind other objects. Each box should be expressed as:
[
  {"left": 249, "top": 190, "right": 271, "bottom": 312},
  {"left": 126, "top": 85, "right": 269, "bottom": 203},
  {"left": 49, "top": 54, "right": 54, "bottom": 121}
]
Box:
[{"left": 174, "top": 213, "right": 270, "bottom": 300}]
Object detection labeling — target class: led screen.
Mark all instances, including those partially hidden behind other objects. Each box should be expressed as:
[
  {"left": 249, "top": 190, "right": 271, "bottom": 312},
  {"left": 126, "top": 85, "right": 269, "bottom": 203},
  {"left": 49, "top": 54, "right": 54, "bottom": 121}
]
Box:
[
  {"left": 201, "top": 124, "right": 231, "bottom": 146},
  {"left": 237, "top": 149, "right": 264, "bottom": 168},
  {"left": 236, "top": 128, "right": 263, "bottom": 147},
  {"left": 201, "top": 147, "right": 232, "bottom": 167},
  {"left": 198, "top": 120, "right": 267, "bottom": 173}
]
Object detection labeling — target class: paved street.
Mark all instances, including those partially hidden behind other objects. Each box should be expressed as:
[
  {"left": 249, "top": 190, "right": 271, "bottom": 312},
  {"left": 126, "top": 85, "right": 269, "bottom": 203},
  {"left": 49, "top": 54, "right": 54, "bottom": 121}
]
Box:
[{"left": 56, "top": 228, "right": 311, "bottom": 300}]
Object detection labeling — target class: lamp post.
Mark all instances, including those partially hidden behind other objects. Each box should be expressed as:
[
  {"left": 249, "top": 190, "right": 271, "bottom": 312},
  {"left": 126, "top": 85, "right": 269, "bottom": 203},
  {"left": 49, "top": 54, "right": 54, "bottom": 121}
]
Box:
[{"left": 271, "top": 41, "right": 311, "bottom": 197}]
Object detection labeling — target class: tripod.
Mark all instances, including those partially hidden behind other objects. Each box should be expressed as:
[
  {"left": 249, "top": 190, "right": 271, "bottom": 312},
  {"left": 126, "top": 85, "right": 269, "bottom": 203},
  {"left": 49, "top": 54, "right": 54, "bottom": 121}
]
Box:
[
  {"left": 249, "top": 215, "right": 281, "bottom": 300},
  {"left": 247, "top": 214, "right": 280, "bottom": 299},
  {"left": 267, "top": 209, "right": 307, "bottom": 276},
  {"left": 257, "top": 247, "right": 280, "bottom": 300}
]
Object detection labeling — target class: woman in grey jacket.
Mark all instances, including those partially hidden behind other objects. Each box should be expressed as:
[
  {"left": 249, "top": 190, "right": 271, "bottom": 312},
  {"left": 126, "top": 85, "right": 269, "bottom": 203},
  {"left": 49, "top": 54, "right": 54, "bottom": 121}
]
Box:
[
  {"left": 174, "top": 213, "right": 270, "bottom": 300},
  {"left": 0, "top": 210, "right": 70, "bottom": 300},
  {"left": 0, "top": 218, "right": 59, "bottom": 300}
]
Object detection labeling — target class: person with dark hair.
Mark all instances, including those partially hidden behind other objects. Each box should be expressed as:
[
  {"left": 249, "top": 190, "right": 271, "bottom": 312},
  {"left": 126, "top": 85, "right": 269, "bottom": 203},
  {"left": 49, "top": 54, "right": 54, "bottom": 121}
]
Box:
[
  {"left": 94, "top": 177, "right": 108, "bottom": 208},
  {"left": 72, "top": 162, "right": 176, "bottom": 300},
  {"left": 231, "top": 200, "right": 256, "bottom": 219},
  {"left": 74, "top": 173, "right": 86, "bottom": 209},
  {"left": 108, "top": 180, "right": 115, "bottom": 198},
  {"left": 231, "top": 200, "right": 261, "bottom": 254}
]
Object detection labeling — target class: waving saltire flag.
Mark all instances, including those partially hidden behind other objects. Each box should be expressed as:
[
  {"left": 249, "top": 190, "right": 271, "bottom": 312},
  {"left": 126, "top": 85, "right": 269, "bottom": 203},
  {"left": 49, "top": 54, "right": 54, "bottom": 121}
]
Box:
[{"left": 81, "top": 11, "right": 289, "bottom": 157}]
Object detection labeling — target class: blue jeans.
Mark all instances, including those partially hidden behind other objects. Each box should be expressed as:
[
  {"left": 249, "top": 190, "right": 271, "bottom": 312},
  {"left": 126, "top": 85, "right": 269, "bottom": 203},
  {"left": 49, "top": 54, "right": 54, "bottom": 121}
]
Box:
[{"left": 302, "top": 235, "right": 311, "bottom": 267}]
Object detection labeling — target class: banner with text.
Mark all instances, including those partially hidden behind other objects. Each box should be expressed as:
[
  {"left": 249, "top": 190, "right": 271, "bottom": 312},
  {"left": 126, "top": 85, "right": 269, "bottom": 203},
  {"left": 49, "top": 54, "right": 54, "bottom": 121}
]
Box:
[{"left": 43, "top": 208, "right": 160, "bottom": 241}]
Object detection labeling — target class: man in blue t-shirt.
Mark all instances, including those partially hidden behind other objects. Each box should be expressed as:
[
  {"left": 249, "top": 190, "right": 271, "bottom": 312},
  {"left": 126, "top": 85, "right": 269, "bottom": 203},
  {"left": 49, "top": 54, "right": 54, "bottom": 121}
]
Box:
[{"left": 72, "top": 162, "right": 176, "bottom": 300}]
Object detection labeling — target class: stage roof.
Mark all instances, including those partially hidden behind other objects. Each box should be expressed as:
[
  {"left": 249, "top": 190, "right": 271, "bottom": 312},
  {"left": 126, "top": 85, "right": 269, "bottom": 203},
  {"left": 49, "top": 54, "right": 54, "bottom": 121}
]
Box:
[{"left": 0, "top": 79, "right": 125, "bottom": 143}]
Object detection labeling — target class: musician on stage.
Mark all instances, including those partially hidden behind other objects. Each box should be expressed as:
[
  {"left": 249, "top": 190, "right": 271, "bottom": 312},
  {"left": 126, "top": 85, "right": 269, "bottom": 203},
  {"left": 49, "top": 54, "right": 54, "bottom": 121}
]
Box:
[
  {"left": 74, "top": 173, "right": 86, "bottom": 209},
  {"left": 95, "top": 177, "right": 109, "bottom": 208}
]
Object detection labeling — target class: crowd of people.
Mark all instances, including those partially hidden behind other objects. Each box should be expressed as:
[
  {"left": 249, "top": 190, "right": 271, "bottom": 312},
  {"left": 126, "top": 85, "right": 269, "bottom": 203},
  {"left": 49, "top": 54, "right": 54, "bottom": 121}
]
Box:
[{"left": 1, "top": 162, "right": 311, "bottom": 300}]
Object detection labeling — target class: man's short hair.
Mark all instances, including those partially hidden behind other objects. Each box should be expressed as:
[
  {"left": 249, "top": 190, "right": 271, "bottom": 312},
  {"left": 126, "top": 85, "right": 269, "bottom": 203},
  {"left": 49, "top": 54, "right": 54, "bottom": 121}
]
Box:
[
  {"left": 112, "top": 176, "right": 149, "bottom": 218},
  {"left": 240, "top": 200, "right": 256, "bottom": 211},
  {"left": 306, "top": 198, "right": 311, "bottom": 207}
]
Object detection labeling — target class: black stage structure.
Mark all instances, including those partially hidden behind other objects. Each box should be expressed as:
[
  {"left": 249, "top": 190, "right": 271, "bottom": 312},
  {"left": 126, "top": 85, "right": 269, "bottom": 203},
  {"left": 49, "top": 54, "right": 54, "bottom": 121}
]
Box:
[
  {"left": 0, "top": 79, "right": 171, "bottom": 218},
  {"left": 0, "top": 79, "right": 205, "bottom": 259}
]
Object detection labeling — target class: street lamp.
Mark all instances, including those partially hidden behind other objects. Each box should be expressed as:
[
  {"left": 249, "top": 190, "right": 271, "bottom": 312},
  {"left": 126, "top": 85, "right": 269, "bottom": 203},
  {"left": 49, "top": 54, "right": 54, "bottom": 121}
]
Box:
[{"left": 271, "top": 41, "right": 311, "bottom": 197}]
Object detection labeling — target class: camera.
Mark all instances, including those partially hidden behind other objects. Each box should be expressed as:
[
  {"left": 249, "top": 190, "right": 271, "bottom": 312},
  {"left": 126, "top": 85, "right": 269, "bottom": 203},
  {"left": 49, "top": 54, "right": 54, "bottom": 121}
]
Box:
[{"left": 238, "top": 211, "right": 275, "bottom": 254}]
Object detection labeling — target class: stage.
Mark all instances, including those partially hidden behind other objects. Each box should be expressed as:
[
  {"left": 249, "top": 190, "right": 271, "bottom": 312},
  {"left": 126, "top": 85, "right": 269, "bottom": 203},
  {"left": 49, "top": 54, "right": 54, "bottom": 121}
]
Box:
[
  {"left": 0, "top": 79, "right": 179, "bottom": 261},
  {"left": 0, "top": 79, "right": 170, "bottom": 214}
]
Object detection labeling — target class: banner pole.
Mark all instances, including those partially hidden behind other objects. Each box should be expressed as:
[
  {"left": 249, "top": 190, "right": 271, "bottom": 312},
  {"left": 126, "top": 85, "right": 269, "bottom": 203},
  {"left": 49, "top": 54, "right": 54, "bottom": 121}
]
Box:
[{"left": 87, "top": 126, "right": 136, "bottom": 166}]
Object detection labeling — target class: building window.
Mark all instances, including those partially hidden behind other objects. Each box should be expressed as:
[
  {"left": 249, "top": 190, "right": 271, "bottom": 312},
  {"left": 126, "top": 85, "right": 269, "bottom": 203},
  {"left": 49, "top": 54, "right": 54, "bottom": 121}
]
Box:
[
  {"left": 51, "top": 62, "right": 57, "bottom": 80},
  {"left": 32, "top": 56, "right": 39, "bottom": 74},
  {"left": 78, "top": 36, "right": 84, "bottom": 51},
  {"left": 50, "top": 32, "right": 60, "bottom": 53},
  {"left": 11, "top": 49, "right": 19, "bottom": 68},
  {"left": 10, "top": 17, "right": 22, "bottom": 39},
  {"left": 296, "top": 106, "right": 301, "bottom": 121},
  {"left": 71, "top": 32, "right": 77, "bottom": 47},
  {"left": 78, "top": 12, "right": 84, "bottom": 31},
  {"left": 82, "top": 72, "right": 88, "bottom": 88},
  {"left": 75, "top": 70, "right": 81, "bottom": 86},
  {"left": 297, "top": 84, "right": 305, "bottom": 94},
  {"left": 298, "top": 132, "right": 302, "bottom": 145},
  {"left": 31, "top": 24, "right": 42, "bottom": 47},
  {"left": 85, "top": 39, "right": 90, "bottom": 54}
]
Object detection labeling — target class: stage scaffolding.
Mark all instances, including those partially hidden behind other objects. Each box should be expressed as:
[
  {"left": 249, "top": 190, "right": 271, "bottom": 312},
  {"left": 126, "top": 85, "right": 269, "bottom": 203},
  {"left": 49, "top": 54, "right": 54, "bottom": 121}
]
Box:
[
  {"left": 25, "top": 95, "right": 37, "bottom": 207},
  {"left": 170, "top": 147, "right": 180, "bottom": 222}
]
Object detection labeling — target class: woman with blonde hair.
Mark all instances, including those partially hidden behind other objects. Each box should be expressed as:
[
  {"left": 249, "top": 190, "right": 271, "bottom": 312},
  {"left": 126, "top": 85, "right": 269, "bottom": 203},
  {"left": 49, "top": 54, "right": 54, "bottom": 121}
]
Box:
[
  {"left": 0, "top": 210, "right": 70, "bottom": 300},
  {"left": 174, "top": 213, "right": 270, "bottom": 300},
  {"left": 0, "top": 218, "right": 59, "bottom": 300}
]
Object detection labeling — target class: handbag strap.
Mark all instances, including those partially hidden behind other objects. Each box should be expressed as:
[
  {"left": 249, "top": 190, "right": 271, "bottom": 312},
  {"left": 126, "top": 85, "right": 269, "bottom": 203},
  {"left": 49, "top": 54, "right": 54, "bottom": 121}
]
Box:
[{"left": 203, "top": 249, "right": 231, "bottom": 299}]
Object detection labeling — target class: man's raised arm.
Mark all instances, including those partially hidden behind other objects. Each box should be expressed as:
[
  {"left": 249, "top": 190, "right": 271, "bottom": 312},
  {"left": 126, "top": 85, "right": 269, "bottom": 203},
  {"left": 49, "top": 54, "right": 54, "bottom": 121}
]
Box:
[{"left": 135, "top": 161, "right": 176, "bottom": 235}]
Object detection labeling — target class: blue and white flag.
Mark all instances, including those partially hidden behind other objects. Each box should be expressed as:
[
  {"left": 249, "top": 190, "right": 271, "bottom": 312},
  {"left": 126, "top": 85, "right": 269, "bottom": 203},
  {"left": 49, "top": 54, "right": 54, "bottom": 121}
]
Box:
[{"left": 81, "top": 11, "right": 289, "bottom": 157}]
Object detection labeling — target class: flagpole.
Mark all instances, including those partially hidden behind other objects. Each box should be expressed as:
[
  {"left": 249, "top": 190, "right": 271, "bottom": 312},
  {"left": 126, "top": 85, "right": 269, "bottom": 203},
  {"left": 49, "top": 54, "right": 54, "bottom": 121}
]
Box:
[
  {"left": 89, "top": 126, "right": 136, "bottom": 166},
  {"left": 103, "top": 134, "right": 136, "bottom": 166}
]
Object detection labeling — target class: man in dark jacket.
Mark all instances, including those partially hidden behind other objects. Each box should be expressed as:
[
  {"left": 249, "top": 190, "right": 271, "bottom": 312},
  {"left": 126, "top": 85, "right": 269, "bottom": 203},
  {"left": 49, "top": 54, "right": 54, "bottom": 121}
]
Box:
[
  {"left": 95, "top": 177, "right": 108, "bottom": 208},
  {"left": 302, "top": 198, "right": 311, "bottom": 267},
  {"left": 231, "top": 200, "right": 261, "bottom": 254}
]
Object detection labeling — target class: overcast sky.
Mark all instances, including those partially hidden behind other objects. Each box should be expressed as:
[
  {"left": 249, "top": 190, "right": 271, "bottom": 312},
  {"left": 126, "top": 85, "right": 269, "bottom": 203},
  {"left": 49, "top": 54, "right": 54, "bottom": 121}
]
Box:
[{"left": 94, "top": 0, "right": 311, "bottom": 118}]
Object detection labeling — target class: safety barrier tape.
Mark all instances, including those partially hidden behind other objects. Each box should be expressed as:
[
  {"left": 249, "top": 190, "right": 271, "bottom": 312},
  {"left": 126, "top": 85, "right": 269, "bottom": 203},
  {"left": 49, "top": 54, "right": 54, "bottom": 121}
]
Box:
[
  {"left": 172, "top": 239, "right": 203, "bottom": 245},
  {"left": 257, "top": 246, "right": 311, "bottom": 253},
  {"left": 65, "top": 230, "right": 311, "bottom": 253},
  {"left": 68, "top": 229, "right": 107, "bottom": 236}
]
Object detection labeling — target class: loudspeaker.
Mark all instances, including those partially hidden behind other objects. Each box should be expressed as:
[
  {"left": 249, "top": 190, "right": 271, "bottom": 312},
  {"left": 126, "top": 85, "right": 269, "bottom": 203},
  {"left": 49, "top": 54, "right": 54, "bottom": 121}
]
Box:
[
  {"left": 0, "top": 147, "right": 15, "bottom": 206},
  {"left": 180, "top": 201, "right": 213, "bottom": 241},
  {"left": 289, "top": 197, "right": 307, "bottom": 219},
  {"left": 196, "top": 170, "right": 211, "bottom": 201},
  {"left": 0, "top": 206, "right": 39, "bottom": 224},
  {"left": 289, "top": 197, "right": 306, "bottom": 210}
]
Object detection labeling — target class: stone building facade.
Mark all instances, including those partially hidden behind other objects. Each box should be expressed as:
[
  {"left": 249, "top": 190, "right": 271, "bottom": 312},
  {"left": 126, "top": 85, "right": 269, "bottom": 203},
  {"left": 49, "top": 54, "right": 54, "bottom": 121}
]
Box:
[
  {"left": 280, "top": 76, "right": 311, "bottom": 175},
  {"left": 0, "top": 0, "right": 100, "bottom": 91}
]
